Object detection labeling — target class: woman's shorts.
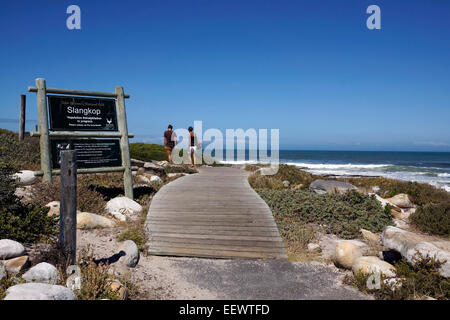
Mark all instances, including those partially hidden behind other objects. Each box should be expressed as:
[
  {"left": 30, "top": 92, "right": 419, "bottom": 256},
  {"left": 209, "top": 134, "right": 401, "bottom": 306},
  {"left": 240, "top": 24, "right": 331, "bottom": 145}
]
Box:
[{"left": 189, "top": 146, "right": 197, "bottom": 154}]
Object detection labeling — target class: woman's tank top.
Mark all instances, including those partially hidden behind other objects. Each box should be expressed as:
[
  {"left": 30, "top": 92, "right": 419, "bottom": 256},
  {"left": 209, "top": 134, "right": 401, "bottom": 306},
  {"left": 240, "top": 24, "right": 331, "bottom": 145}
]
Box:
[{"left": 190, "top": 133, "right": 195, "bottom": 146}]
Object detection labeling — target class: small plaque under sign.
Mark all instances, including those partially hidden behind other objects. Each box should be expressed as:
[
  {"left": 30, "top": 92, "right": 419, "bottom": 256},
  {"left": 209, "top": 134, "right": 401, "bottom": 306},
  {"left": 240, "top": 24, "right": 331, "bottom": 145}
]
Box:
[{"left": 51, "top": 139, "right": 122, "bottom": 169}]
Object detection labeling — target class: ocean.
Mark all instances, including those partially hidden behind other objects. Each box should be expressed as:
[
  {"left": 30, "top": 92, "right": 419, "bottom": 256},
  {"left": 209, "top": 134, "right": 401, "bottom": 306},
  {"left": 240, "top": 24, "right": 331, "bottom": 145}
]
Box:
[{"left": 220, "top": 150, "right": 450, "bottom": 192}]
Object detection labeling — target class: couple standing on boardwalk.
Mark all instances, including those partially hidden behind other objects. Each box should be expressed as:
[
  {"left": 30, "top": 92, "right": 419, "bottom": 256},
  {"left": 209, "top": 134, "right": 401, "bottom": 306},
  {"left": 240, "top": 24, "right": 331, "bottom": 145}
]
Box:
[{"left": 164, "top": 124, "right": 198, "bottom": 168}]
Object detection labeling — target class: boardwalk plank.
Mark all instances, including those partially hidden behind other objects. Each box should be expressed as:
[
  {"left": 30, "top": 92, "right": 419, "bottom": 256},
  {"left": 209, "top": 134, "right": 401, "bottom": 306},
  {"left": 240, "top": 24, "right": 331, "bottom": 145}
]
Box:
[{"left": 144, "top": 166, "right": 287, "bottom": 259}]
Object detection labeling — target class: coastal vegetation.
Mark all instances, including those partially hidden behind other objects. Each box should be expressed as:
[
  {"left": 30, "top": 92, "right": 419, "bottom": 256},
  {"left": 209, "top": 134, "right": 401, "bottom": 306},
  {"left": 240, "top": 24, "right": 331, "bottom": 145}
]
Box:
[
  {"left": 346, "top": 254, "right": 450, "bottom": 300},
  {"left": 257, "top": 188, "right": 393, "bottom": 240},
  {"left": 0, "top": 163, "right": 57, "bottom": 243}
]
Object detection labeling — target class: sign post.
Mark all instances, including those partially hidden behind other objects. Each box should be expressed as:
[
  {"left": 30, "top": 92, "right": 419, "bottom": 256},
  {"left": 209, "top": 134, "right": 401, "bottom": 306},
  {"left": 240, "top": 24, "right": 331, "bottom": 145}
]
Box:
[
  {"left": 28, "top": 78, "right": 136, "bottom": 199},
  {"left": 19, "top": 94, "right": 26, "bottom": 141},
  {"left": 59, "top": 150, "right": 77, "bottom": 264}
]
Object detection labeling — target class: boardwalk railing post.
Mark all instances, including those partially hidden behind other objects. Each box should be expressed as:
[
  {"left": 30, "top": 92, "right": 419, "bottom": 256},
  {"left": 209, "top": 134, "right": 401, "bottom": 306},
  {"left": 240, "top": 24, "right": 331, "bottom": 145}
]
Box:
[
  {"left": 115, "top": 86, "right": 133, "bottom": 199},
  {"left": 36, "top": 78, "right": 52, "bottom": 183},
  {"left": 60, "top": 150, "right": 77, "bottom": 264},
  {"left": 19, "top": 94, "right": 26, "bottom": 141}
]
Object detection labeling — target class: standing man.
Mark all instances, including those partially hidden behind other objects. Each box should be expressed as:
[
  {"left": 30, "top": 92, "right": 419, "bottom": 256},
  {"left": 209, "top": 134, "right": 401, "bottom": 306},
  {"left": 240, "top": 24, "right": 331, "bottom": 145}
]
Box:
[{"left": 164, "top": 124, "right": 177, "bottom": 164}]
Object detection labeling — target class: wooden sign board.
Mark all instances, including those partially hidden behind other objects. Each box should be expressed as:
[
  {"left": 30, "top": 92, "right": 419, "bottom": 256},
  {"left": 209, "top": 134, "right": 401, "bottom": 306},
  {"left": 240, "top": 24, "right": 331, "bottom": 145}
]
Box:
[
  {"left": 48, "top": 95, "right": 118, "bottom": 131},
  {"left": 51, "top": 139, "right": 122, "bottom": 169}
]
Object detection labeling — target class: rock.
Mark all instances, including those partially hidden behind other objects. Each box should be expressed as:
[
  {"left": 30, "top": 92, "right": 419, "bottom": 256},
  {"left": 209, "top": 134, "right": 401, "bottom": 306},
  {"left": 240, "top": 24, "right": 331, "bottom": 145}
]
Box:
[
  {"left": 283, "top": 180, "right": 290, "bottom": 188},
  {"left": 381, "top": 226, "right": 450, "bottom": 277},
  {"left": 352, "top": 256, "right": 396, "bottom": 278},
  {"left": 12, "top": 170, "right": 37, "bottom": 185},
  {"left": 3, "top": 256, "right": 30, "bottom": 273},
  {"left": 360, "top": 229, "right": 380, "bottom": 243},
  {"left": 383, "top": 278, "right": 404, "bottom": 290},
  {"left": 4, "top": 283, "right": 77, "bottom": 300},
  {"left": 390, "top": 207, "right": 409, "bottom": 220},
  {"left": 66, "top": 265, "right": 82, "bottom": 290},
  {"left": 294, "top": 184, "right": 304, "bottom": 189},
  {"left": 14, "top": 186, "right": 34, "bottom": 201},
  {"left": 370, "top": 193, "right": 399, "bottom": 210},
  {"left": 0, "top": 263, "right": 6, "bottom": 280},
  {"left": 130, "top": 158, "right": 145, "bottom": 168},
  {"left": 22, "top": 262, "right": 59, "bottom": 284},
  {"left": 372, "top": 186, "right": 380, "bottom": 193},
  {"left": 309, "top": 179, "right": 357, "bottom": 195},
  {"left": 143, "top": 162, "right": 165, "bottom": 173},
  {"left": 118, "top": 240, "right": 139, "bottom": 268},
  {"left": 135, "top": 175, "right": 151, "bottom": 184},
  {"left": 307, "top": 243, "right": 321, "bottom": 253},
  {"left": 156, "top": 160, "right": 169, "bottom": 167},
  {"left": 106, "top": 197, "right": 143, "bottom": 221},
  {"left": 393, "top": 218, "right": 410, "bottom": 229},
  {"left": 167, "top": 173, "right": 185, "bottom": 178},
  {"left": 386, "top": 194, "right": 414, "bottom": 208},
  {"left": 77, "top": 212, "right": 116, "bottom": 229},
  {"left": 45, "top": 201, "right": 60, "bottom": 217},
  {"left": 109, "top": 279, "right": 128, "bottom": 300},
  {"left": 0, "top": 239, "right": 26, "bottom": 259},
  {"left": 334, "top": 241, "right": 362, "bottom": 269},
  {"left": 150, "top": 175, "right": 163, "bottom": 183}
]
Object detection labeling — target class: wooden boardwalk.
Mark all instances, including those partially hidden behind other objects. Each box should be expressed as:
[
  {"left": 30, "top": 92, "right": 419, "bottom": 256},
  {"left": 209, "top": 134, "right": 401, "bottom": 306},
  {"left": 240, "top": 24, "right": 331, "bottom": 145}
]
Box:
[{"left": 144, "top": 166, "right": 287, "bottom": 259}]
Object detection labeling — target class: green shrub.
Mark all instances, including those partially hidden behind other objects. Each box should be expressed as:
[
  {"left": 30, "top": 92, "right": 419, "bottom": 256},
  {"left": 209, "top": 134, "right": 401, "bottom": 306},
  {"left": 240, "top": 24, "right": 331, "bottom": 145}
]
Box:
[
  {"left": 410, "top": 203, "right": 450, "bottom": 237},
  {"left": 75, "top": 249, "right": 120, "bottom": 300},
  {"left": 130, "top": 143, "right": 167, "bottom": 162},
  {"left": 0, "top": 164, "right": 57, "bottom": 243},
  {"left": 248, "top": 164, "right": 314, "bottom": 190},
  {"left": 273, "top": 164, "right": 314, "bottom": 187},
  {"left": 0, "top": 129, "right": 40, "bottom": 171},
  {"left": 257, "top": 189, "right": 393, "bottom": 239},
  {"left": 248, "top": 174, "right": 284, "bottom": 190}
]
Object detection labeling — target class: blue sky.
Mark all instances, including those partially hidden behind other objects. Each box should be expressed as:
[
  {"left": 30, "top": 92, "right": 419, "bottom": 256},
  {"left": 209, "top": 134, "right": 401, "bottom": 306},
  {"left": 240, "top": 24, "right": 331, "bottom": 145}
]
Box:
[{"left": 0, "top": 0, "right": 449, "bottom": 151}]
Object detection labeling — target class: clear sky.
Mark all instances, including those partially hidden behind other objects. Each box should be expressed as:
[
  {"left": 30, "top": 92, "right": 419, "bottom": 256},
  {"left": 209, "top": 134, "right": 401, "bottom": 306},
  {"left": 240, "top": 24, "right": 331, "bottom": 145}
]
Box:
[{"left": 0, "top": 0, "right": 449, "bottom": 151}]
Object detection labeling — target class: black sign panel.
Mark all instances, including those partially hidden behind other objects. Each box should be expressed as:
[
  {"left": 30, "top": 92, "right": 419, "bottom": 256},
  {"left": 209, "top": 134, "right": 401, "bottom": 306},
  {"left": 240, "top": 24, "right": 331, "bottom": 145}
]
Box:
[
  {"left": 48, "top": 96, "right": 118, "bottom": 131},
  {"left": 51, "top": 139, "right": 122, "bottom": 169}
]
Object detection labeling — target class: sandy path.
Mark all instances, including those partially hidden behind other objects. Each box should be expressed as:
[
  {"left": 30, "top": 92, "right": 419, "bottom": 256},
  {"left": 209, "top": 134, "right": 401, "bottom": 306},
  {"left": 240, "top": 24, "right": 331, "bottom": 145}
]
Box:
[{"left": 77, "top": 229, "right": 369, "bottom": 300}]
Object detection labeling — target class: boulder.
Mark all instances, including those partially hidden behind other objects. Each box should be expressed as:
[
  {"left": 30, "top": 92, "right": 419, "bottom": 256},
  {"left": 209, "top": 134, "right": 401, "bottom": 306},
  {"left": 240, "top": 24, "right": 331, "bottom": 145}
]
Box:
[
  {"left": 168, "top": 173, "right": 185, "bottom": 178},
  {"left": 14, "top": 186, "right": 34, "bottom": 202},
  {"left": 106, "top": 197, "right": 143, "bottom": 221},
  {"left": 45, "top": 201, "right": 60, "bottom": 217},
  {"left": 0, "top": 239, "right": 25, "bottom": 259},
  {"left": 3, "top": 283, "right": 77, "bottom": 300},
  {"left": 307, "top": 243, "right": 321, "bottom": 253},
  {"left": 135, "top": 175, "right": 151, "bottom": 184},
  {"left": 150, "top": 175, "right": 163, "bottom": 183},
  {"left": 3, "top": 256, "right": 30, "bottom": 273},
  {"left": 360, "top": 229, "right": 380, "bottom": 243},
  {"left": 12, "top": 170, "right": 37, "bottom": 185},
  {"left": 334, "top": 241, "right": 362, "bottom": 269},
  {"left": 385, "top": 194, "right": 414, "bottom": 208},
  {"left": 283, "top": 180, "right": 290, "bottom": 188},
  {"left": 309, "top": 179, "right": 357, "bottom": 195},
  {"left": 381, "top": 226, "right": 450, "bottom": 277},
  {"left": 22, "top": 262, "right": 59, "bottom": 285},
  {"left": 371, "top": 193, "right": 396, "bottom": 209},
  {"left": 130, "top": 158, "right": 145, "bottom": 168},
  {"left": 118, "top": 240, "right": 139, "bottom": 268},
  {"left": 77, "top": 212, "right": 116, "bottom": 229},
  {"left": 109, "top": 279, "right": 128, "bottom": 300},
  {"left": 352, "top": 256, "right": 396, "bottom": 278},
  {"left": 143, "top": 162, "right": 165, "bottom": 173}
]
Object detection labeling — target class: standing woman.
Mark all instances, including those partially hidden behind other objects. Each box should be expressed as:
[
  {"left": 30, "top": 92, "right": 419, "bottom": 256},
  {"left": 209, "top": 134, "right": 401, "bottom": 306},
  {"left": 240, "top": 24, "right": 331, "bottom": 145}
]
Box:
[{"left": 188, "top": 126, "right": 197, "bottom": 168}]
